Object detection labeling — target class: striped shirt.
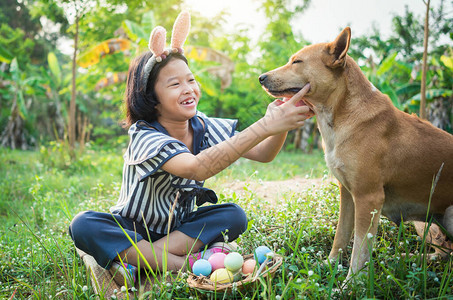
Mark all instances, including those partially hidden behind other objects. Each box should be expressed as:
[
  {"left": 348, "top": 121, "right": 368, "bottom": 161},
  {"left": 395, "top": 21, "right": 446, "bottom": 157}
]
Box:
[{"left": 110, "top": 111, "right": 238, "bottom": 234}]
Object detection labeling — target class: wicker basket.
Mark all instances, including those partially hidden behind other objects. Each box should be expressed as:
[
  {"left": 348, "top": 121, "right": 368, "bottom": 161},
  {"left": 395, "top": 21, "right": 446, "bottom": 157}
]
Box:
[{"left": 187, "top": 254, "right": 283, "bottom": 292}]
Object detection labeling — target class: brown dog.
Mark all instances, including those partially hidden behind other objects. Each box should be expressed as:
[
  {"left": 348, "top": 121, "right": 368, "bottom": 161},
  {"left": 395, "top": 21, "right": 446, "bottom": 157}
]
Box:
[{"left": 259, "top": 27, "right": 453, "bottom": 278}]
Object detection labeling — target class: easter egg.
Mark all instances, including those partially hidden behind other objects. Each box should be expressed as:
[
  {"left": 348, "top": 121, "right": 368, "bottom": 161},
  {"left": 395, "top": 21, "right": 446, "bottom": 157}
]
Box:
[
  {"left": 210, "top": 268, "right": 234, "bottom": 284},
  {"left": 201, "top": 249, "right": 215, "bottom": 260},
  {"left": 224, "top": 252, "right": 244, "bottom": 272},
  {"left": 208, "top": 252, "right": 227, "bottom": 271},
  {"left": 242, "top": 259, "right": 257, "bottom": 274},
  {"left": 192, "top": 259, "right": 212, "bottom": 276},
  {"left": 254, "top": 245, "right": 272, "bottom": 264}
]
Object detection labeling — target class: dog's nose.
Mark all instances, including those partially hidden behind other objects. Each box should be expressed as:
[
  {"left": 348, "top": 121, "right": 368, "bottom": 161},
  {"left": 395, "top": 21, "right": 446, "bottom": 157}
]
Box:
[{"left": 258, "top": 74, "right": 268, "bottom": 85}]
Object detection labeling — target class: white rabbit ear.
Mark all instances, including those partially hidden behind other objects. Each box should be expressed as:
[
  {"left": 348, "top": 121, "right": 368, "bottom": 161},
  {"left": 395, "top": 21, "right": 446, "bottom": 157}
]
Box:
[
  {"left": 170, "top": 11, "right": 190, "bottom": 50},
  {"left": 149, "top": 26, "right": 167, "bottom": 57}
]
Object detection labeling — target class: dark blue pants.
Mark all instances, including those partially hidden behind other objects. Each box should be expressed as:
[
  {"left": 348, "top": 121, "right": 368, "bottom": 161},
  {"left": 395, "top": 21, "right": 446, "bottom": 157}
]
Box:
[{"left": 69, "top": 203, "right": 247, "bottom": 269}]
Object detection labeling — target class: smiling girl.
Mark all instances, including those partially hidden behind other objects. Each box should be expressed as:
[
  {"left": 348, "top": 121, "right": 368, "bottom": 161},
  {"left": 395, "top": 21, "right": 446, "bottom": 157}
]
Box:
[{"left": 69, "top": 12, "right": 313, "bottom": 286}]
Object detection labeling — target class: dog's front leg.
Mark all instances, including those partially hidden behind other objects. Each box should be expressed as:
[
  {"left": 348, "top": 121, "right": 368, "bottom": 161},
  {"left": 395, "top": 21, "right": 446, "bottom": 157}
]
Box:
[
  {"left": 347, "top": 188, "right": 385, "bottom": 278},
  {"left": 329, "top": 184, "right": 354, "bottom": 263}
]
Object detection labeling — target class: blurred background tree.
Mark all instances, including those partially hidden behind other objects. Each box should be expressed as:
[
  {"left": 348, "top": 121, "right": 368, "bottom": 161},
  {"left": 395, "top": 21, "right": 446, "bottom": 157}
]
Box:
[{"left": 0, "top": 0, "right": 451, "bottom": 154}]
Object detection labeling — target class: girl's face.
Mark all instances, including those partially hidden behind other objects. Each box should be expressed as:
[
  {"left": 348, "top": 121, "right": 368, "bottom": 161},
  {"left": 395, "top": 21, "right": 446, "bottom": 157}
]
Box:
[{"left": 154, "top": 58, "right": 200, "bottom": 122}]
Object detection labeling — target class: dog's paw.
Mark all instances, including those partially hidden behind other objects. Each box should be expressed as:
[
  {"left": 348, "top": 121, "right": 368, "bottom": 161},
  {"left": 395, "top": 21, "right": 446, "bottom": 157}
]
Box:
[{"left": 323, "top": 257, "right": 336, "bottom": 266}]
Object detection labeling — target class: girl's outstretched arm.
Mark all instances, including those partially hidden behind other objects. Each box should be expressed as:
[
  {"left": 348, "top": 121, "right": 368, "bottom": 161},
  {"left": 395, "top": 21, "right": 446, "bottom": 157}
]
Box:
[{"left": 161, "top": 87, "right": 311, "bottom": 181}]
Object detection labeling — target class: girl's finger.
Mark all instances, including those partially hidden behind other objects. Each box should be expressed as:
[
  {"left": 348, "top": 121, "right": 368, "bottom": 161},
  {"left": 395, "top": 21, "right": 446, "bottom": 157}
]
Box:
[{"left": 285, "top": 83, "right": 311, "bottom": 105}]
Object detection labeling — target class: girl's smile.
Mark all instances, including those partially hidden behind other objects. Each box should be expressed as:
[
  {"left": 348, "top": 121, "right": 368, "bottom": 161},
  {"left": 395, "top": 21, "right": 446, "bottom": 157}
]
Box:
[{"left": 154, "top": 58, "right": 201, "bottom": 123}]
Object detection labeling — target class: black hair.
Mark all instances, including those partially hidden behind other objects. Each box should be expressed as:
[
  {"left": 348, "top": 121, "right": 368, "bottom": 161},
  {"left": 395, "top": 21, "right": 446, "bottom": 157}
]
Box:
[{"left": 123, "top": 51, "right": 189, "bottom": 127}]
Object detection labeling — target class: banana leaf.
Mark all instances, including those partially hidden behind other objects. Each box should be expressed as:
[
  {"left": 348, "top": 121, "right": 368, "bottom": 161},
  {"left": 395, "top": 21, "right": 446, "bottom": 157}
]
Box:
[
  {"left": 380, "top": 82, "right": 401, "bottom": 109},
  {"left": 376, "top": 52, "right": 397, "bottom": 76},
  {"left": 47, "top": 52, "right": 61, "bottom": 88},
  {"left": 185, "top": 46, "right": 234, "bottom": 90},
  {"left": 10, "top": 59, "right": 27, "bottom": 118},
  {"left": 396, "top": 83, "right": 420, "bottom": 96},
  {"left": 394, "top": 61, "right": 412, "bottom": 75},
  {"left": 407, "top": 89, "right": 453, "bottom": 103},
  {"left": 185, "top": 46, "right": 233, "bottom": 67},
  {"left": 440, "top": 55, "right": 453, "bottom": 71},
  {"left": 141, "top": 11, "right": 155, "bottom": 33},
  {"left": 77, "top": 38, "right": 131, "bottom": 68},
  {"left": 0, "top": 45, "right": 13, "bottom": 63},
  {"left": 195, "top": 72, "right": 218, "bottom": 97},
  {"left": 10, "top": 57, "right": 20, "bottom": 83},
  {"left": 123, "top": 20, "right": 147, "bottom": 42},
  {"left": 95, "top": 72, "right": 128, "bottom": 91}
]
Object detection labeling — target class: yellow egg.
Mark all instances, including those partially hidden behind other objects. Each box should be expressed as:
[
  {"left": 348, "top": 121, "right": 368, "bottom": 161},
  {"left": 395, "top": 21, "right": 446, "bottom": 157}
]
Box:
[
  {"left": 242, "top": 259, "right": 257, "bottom": 275},
  {"left": 210, "top": 268, "right": 234, "bottom": 284}
]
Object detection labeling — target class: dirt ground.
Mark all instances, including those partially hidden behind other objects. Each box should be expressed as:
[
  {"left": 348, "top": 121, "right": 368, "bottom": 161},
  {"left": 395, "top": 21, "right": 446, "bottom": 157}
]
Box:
[{"left": 216, "top": 176, "right": 336, "bottom": 204}]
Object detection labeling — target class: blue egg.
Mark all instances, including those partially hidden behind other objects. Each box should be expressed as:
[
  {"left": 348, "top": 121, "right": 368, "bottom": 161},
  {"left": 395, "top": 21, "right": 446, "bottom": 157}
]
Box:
[
  {"left": 201, "top": 249, "right": 214, "bottom": 261},
  {"left": 192, "top": 259, "right": 212, "bottom": 276},
  {"left": 254, "top": 246, "right": 272, "bottom": 264}
]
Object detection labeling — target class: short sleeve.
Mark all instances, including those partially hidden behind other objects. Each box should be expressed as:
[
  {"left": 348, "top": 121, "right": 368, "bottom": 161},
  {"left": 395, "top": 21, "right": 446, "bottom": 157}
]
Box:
[
  {"left": 123, "top": 123, "right": 190, "bottom": 181},
  {"left": 197, "top": 111, "right": 238, "bottom": 147}
]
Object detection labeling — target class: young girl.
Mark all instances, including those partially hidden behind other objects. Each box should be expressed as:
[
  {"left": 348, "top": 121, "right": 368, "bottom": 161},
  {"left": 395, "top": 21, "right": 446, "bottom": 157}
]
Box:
[{"left": 69, "top": 11, "right": 313, "bottom": 285}]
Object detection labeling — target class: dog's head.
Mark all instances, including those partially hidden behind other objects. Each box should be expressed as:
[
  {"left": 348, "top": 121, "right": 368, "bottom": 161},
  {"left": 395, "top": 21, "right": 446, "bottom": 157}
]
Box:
[{"left": 259, "top": 27, "right": 351, "bottom": 108}]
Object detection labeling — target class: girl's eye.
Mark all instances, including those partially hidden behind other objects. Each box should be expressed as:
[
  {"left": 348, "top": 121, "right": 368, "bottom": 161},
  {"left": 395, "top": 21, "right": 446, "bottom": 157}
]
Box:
[
  {"left": 170, "top": 82, "right": 179, "bottom": 87},
  {"left": 292, "top": 59, "right": 303, "bottom": 64}
]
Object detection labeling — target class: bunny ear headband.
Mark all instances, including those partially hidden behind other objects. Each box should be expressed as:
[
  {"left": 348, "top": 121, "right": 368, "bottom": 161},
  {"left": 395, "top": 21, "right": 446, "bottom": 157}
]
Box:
[{"left": 142, "top": 11, "right": 191, "bottom": 91}]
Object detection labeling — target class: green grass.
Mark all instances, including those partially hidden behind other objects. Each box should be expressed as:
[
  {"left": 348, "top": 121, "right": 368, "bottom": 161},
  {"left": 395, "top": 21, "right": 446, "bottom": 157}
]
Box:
[{"left": 1, "top": 145, "right": 452, "bottom": 299}]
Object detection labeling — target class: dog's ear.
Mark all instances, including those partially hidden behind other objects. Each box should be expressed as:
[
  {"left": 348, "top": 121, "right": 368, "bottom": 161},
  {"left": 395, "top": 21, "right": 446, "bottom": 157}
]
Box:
[{"left": 324, "top": 27, "right": 351, "bottom": 68}]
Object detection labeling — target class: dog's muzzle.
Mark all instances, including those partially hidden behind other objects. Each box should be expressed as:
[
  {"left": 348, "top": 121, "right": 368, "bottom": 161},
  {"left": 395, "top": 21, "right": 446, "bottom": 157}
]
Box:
[{"left": 258, "top": 74, "right": 267, "bottom": 83}]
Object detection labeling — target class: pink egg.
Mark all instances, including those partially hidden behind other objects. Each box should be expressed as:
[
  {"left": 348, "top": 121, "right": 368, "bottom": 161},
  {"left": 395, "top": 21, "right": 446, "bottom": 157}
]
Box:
[
  {"left": 242, "top": 259, "right": 257, "bottom": 274},
  {"left": 208, "top": 253, "right": 227, "bottom": 271}
]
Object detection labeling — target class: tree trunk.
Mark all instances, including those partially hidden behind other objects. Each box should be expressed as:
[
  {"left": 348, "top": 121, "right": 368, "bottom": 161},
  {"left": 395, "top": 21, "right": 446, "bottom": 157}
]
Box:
[
  {"left": 420, "top": 0, "right": 430, "bottom": 119},
  {"left": 77, "top": 111, "right": 90, "bottom": 153},
  {"left": 68, "top": 14, "right": 79, "bottom": 155},
  {"left": 0, "top": 94, "right": 27, "bottom": 150},
  {"left": 293, "top": 127, "right": 302, "bottom": 150}
]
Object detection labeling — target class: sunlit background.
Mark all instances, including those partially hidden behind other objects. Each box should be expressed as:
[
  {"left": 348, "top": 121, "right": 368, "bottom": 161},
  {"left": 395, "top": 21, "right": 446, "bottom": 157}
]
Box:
[{"left": 184, "top": 0, "right": 428, "bottom": 43}]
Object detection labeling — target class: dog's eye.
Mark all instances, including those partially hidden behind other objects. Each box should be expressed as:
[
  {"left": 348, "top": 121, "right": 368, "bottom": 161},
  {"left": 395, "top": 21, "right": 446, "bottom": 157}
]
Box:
[{"left": 292, "top": 59, "right": 303, "bottom": 64}]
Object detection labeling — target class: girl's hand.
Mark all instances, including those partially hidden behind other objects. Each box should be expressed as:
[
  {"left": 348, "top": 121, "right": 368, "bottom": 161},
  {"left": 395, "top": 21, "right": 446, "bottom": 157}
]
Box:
[{"left": 260, "top": 84, "right": 313, "bottom": 136}]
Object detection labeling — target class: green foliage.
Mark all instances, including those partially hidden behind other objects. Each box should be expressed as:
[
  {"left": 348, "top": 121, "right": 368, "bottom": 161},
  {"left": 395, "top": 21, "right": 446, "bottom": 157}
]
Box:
[
  {"left": 347, "top": 2, "right": 452, "bottom": 126},
  {"left": 0, "top": 24, "right": 35, "bottom": 67},
  {"left": 0, "top": 0, "right": 452, "bottom": 144}
]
